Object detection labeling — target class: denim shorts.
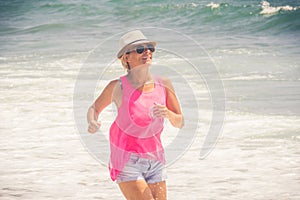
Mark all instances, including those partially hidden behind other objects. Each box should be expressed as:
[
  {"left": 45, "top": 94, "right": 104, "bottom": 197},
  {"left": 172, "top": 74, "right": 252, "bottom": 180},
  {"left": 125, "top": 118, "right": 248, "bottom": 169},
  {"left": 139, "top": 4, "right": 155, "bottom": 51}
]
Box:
[{"left": 116, "top": 154, "right": 167, "bottom": 184}]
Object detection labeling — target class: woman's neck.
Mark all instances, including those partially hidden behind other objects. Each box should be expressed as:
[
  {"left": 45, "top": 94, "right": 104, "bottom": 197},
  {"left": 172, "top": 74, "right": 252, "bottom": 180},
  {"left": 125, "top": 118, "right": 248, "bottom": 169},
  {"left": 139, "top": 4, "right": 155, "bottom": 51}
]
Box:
[{"left": 127, "top": 66, "right": 153, "bottom": 85}]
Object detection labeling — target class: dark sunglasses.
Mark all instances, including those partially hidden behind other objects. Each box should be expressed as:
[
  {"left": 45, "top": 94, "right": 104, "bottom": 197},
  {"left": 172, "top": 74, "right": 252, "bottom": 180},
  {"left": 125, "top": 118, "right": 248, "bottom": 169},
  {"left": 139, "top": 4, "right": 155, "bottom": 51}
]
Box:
[{"left": 127, "top": 44, "right": 155, "bottom": 54}]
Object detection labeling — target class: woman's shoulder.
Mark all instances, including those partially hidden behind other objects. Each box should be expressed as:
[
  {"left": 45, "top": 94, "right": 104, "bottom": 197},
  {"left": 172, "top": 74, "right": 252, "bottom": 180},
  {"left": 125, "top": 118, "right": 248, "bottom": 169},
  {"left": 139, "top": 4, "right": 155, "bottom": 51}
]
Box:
[
  {"left": 102, "top": 79, "right": 120, "bottom": 92},
  {"left": 155, "top": 76, "right": 175, "bottom": 93},
  {"left": 107, "top": 79, "right": 119, "bottom": 87},
  {"left": 155, "top": 76, "right": 172, "bottom": 86}
]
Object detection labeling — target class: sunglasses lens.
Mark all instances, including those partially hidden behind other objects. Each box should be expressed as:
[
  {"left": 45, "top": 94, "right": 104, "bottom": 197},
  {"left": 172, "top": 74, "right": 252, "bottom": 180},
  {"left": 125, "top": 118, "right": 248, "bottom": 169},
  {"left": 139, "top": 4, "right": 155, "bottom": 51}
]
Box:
[
  {"left": 136, "top": 46, "right": 145, "bottom": 54},
  {"left": 147, "top": 44, "right": 155, "bottom": 52},
  {"left": 135, "top": 44, "right": 155, "bottom": 54}
]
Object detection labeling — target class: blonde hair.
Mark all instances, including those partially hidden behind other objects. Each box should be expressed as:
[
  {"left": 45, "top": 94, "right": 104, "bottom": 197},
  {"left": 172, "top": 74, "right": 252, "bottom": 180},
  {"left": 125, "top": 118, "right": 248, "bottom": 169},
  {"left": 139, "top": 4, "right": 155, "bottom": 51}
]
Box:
[{"left": 120, "top": 53, "right": 129, "bottom": 70}]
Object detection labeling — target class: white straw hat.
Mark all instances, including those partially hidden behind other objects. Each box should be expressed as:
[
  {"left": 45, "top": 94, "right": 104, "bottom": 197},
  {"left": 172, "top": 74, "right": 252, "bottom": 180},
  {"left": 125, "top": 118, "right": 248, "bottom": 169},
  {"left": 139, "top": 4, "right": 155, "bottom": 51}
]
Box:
[{"left": 117, "top": 30, "right": 156, "bottom": 59}]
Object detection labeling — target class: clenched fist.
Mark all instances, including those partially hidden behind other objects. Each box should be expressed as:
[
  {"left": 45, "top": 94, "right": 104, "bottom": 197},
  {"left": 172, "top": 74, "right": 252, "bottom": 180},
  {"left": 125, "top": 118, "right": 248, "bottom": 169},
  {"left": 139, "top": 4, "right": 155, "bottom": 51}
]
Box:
[{"left": 88, "top": 120, "right": 101, "bottom": 133}]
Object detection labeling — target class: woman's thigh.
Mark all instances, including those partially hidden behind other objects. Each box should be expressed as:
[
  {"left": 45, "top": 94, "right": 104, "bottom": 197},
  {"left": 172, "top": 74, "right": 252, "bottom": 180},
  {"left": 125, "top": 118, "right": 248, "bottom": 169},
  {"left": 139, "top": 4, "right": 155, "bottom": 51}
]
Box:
[
  {"left": 148, "top": 181, "right": 166, "bottom": 200},
  {"left": 118, "top": 180, "right": 154, "bottom": 200}
]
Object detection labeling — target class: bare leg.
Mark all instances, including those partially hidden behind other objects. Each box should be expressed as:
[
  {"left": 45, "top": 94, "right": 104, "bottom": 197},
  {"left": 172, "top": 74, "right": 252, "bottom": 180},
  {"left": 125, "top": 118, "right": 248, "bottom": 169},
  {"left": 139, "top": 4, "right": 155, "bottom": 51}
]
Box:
[
  {"left": 118, "top": 180, "right": 154, "bottom": 200},
  {"left": 148, "top": 181, "right": 167, "bottom": 200}
]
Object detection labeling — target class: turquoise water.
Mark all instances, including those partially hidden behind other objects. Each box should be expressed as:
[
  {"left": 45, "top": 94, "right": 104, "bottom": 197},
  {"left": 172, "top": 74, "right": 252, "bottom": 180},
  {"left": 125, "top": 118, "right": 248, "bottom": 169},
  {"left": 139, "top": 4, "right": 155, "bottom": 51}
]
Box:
[
  {"left": 1, "top": 0, "right": 299, "bottom": 199},
  {"left": 1, "top": 0, "right": 299, "bottom": 52}
]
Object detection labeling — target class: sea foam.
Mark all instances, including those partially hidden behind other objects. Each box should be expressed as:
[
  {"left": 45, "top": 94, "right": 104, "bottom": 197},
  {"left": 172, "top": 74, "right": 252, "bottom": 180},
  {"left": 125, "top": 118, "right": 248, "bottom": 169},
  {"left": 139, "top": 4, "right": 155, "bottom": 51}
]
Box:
[
  {"left": 260, "top": 0, "right": 298, "bottom": 15},
  {"left": 206, "top": 2, "right": 220, "bottom": 9}
]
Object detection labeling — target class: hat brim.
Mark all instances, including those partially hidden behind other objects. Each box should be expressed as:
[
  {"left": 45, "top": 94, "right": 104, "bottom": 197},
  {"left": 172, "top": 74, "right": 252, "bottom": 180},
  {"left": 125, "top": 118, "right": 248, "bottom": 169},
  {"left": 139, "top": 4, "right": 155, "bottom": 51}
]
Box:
[{"left": 117, "top": 40, "right": 156, "bottom": 59}]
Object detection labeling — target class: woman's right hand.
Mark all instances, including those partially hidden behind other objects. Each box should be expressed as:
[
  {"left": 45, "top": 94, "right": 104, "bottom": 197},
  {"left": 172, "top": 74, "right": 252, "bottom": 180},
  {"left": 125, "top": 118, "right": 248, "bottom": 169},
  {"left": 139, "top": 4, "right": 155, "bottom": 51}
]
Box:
[{"left": 88, "top": 120, "right": 101, "bottom": 133}]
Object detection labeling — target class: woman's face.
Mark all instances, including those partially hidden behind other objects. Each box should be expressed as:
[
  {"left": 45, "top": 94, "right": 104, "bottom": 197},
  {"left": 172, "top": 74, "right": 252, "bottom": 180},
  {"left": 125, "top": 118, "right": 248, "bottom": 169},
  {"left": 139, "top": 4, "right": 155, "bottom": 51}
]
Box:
[{"left": 126, "top": 43, "right": 155, "bottom": 68}]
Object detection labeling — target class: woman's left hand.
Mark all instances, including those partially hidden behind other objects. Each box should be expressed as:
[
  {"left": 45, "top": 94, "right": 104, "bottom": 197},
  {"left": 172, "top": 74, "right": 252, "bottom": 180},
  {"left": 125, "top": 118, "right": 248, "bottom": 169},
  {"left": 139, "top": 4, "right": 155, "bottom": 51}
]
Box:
[{"left": 152, "top": 103, "right": 169, "bottom": 119}]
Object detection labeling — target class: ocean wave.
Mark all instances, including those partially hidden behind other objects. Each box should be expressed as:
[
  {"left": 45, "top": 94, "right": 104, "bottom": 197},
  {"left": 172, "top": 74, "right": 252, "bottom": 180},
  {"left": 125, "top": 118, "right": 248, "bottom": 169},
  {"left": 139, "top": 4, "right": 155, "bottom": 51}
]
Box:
[
  {"left": 260, "top": 0, "right": 299, "bottom": 16},
  {"left": 223, "top": 74, "right": 277, "bottom": 81},
  {"left": 206, "top": 2, "right": 221, "bottom": 9},
  {"left": 1, "top": 0, "right": 300, "bottom": 39},
  {"left": 22, "top": 23, "right": 67, "bottom": 34},
  {"left": 201, "top": 1, "right": 300, "bottom": 35}
]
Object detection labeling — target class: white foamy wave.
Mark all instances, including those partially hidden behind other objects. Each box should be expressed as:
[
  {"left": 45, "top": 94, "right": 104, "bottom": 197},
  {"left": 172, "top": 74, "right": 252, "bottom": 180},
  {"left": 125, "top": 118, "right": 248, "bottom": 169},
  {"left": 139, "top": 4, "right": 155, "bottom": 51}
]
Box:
[
  {"left": 206, "top": 2, "right": 220, "bottom": 9},
  {"left": 224, "top": 74, "right": 276, "bottom": 81},
  {"left": 260, "top": 1, "right": 298, "bottom": 15},
  {"left": 190, "top": 2, "right": 198, "bottom": 8}
]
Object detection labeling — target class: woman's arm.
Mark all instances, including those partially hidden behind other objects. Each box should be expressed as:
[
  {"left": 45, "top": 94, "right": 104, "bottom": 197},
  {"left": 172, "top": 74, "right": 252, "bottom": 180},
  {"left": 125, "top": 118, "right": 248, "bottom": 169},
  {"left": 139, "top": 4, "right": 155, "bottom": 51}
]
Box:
[
  {"left": 87, "top": 79, "right": 118, "bottom": 133},
  {"left": 152, "top": 78, "right": 184, "bottom": 128}
]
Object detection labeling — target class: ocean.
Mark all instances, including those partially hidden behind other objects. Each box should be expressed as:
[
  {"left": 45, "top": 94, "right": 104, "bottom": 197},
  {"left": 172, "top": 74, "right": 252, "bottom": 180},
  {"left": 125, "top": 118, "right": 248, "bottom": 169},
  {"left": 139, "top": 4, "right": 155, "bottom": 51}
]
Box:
[{"left": 0, "top": 0, "right": 299, "bottom": 199}]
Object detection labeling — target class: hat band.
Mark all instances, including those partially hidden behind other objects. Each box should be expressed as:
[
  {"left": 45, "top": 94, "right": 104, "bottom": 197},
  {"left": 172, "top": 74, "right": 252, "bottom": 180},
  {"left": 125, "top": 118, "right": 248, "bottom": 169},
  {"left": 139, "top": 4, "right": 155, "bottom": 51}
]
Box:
[{"left": 127, "top": 38, "right": 149, "bottom": 46}]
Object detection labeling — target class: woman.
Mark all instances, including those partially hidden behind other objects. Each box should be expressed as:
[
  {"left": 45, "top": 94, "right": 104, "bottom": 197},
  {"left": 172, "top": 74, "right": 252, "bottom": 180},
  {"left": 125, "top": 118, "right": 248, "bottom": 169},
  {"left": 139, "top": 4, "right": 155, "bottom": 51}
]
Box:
[{"left": 87, "top": 30, "right": 184, "bottom": 200}]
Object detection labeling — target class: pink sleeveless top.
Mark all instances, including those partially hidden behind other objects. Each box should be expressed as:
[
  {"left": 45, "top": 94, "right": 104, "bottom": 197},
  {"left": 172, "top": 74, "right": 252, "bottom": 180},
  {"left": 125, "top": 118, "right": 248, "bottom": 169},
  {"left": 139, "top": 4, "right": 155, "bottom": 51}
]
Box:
[{"left": 109, "top": 75, "right": 166, "bottom": 181}]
